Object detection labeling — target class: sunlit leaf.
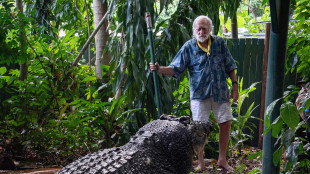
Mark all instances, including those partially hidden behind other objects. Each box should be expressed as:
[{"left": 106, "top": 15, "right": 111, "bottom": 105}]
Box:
[
  {"left": 61, "top": 30, "right": 76, "bottom": 46},
  {"left": 0, "top": 67, "right": 7, "bottom": 75},
  {"left": 83, "top": 76, "right": 96, "bottom": 82}
]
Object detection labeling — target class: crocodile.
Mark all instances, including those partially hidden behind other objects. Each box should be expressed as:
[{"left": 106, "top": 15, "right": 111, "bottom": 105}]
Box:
[{"left": 56, "top": 114, "right": 214, "bottom": 174}]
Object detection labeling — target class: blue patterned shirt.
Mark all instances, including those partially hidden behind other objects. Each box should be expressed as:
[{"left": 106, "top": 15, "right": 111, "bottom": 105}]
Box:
[{"left": 169, "top": 36, "right": 237, "bottom": 103}]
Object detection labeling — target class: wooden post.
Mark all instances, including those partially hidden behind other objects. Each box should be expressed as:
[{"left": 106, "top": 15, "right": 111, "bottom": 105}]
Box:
[{"left": 258, "top": 22, "right": 271, "bottom": 148}]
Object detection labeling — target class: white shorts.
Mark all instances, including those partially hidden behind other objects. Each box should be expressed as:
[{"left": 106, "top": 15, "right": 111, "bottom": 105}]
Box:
[{"left": 190, "top": 97, "right": 233, "bottom": 124}]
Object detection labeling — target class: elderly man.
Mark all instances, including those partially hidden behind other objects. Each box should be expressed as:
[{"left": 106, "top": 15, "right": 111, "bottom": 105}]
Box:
[{"left": 149, "top": 15, "right": 238, "bottom": 171}]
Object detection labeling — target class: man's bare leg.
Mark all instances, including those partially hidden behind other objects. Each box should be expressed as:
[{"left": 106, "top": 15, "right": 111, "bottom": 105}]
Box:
[{"left": 217, "top": 120, "right": 233, "bottom": 171}]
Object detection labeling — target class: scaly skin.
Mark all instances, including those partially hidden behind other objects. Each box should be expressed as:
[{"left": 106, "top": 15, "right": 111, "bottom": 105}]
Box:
[{"left": 56, "top": 115, "right": 213, "bottom": 174}]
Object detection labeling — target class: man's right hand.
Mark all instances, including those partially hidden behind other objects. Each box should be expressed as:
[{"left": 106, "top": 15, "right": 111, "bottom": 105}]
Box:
[
  {"left": 149, "top": 63, "right": 175, "bottom": 76},
  {"left": 149, "top": 62, "right": 160, "bottom": 73}
]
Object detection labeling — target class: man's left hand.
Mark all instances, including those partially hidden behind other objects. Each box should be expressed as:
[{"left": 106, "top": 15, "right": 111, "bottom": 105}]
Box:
[{"left": 230, "top": 85, "right": 239, "bottom": 103}]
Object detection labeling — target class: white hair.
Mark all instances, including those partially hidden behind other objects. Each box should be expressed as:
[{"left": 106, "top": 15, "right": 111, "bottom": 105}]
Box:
[{"left": 192, "top": 15, "right": 213, "bottom": 36}]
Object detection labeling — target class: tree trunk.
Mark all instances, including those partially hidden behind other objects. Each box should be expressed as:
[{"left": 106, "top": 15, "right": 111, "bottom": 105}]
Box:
[
  {"left": 93, "top": 0, "right": 110, "bottom": 79},
  {"left": 16, "top": 0, "right": 28, "bottom": 81},
  {"left": 231, "top": 14, "right": 238, "bottom": 38},
  {"left": 101, "top": 1, "right": 110, "bottom": 67}
]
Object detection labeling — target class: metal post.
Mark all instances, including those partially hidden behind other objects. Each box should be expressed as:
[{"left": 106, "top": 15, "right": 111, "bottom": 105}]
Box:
[
  {"left": 262, "top": 0, "right": 290, "bottom": 173},
  {"left": 145, "top": 12, "right": 162, "bottom": 118}
]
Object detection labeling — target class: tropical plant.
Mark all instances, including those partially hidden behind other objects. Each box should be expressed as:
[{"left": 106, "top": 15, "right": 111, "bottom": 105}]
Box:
[
  {"left": 286, "top": 0, "right": 310, "bottom": 77},
  {"left": 262, "top": 0, "right": 310, "bottom": 172},
  {"left": 0, "top": 0, "right": 275, "bottom": 169},
  {"left": 230, "top": 78, "right": 260, "bottom": 154},
  {"left": 239, "top": 5, "right": 270, "bottom": 34},
  {"left": 23, "top": 96, "right": 138, "bottom": 165},
  {"left": 0, "top": 1, "right": 28, "bottom": 66},
  {"left": 172, "top": 76, "right": 191, "bottom": 116},
  {"left": 264, "top": 85, "right": 310, "bottom": 173},
  {"left": 107, "top": 0, "right": 251, "bottom": 129},
  {"left": 0, "top": 30, "right": 82, "bottom": 154},
  {"left": 0, "top": 20, "right": 138, "bottom": 163},
  {"left": 0, "top": 58, "right": 137, "bottom": 165}
]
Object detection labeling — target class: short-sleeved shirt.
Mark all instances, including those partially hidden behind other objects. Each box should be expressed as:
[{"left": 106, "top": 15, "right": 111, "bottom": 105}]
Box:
[{"left": 169, "top": 36, "right": 237, "bottom": 103}]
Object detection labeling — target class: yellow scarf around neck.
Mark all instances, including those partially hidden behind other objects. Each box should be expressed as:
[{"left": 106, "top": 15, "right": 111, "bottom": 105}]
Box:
[{"left": 197, "top": 36, "right": 211, "bottom": 56}]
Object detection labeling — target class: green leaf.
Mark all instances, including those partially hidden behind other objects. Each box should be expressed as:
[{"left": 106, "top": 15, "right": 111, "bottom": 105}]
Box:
[
  {"left": 263, "top": 125, "right": 272, "bottom": 135},
  {"left": 264, "top": 98, "right": 281, "bottom": 128},
  {"left": 285, "top": 142, "right": 300, "bottom": 168},
  {"left": 129, "top": 25, "right": 134, "bottom": 48},
  {"left": 247, "top": 151, "right": 262, "bottom": 160},
  {"left": 101, "top": 65, "right": 110, "bottom": 71},
  {"left": 61, "top": 30, "right": 76, "bottom": 45},
  {"left": 126, "top": 1, "right": 132, "bottom": 25},
  {"left": 11, "top": 120, "right": 24, "bottom": 127},
  {"left": 80, "top": 116, "right": 93, "bottom": 122},
  {"left": 280, "top": 102, "right": 299, "bottom": 130},
  {"left": 109, "top": 96, "right": 126, "bottom": 119},
  {"left": 247, "top": 168, "right": 261, "bottom": 174},
  {"left": 273, "top": 146, "right": 283, "bottom": 166},
  {"left": 287, "top": 35, "right": 296, "bottom": 46},
  {"left": 83, "top": 76, "right": 96, "bottom": 82},
  {"left": 59, "top": 103, "right": 70, "bottom": 118},
  {"left": 0, "top": 67, "right": 7, "bottom": 75},
  {"left": 271, "top": 116, "right": 283, "bottom": 138},
  {"left": 83, "top": 127, "right": 92, "bottom": 134},
  {"left": 71, "top": 118, "right": 81, "bottom": 128},
  {"left": 117, "top": 108, "right": 141, "bottom": 121},
  {"left": 155, "top": 19, "right": 168, "bottom": 34},
  {"left": 282, "top": 129, "right": 295, "bottom": 149},
  {"left": 284, "top": 161, "right": 293, "bottom": 173},
  {"left": 262, "top": 0, "right": 268, "bottom": 5}
]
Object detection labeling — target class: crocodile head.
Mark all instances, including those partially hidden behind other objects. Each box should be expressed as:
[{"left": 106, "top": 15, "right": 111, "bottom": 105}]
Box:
[
  {"left": 159, "top": 114, "right": 214, "bottom": 156},
  {"left": 188, "top": 120, "right": 214, "bottom": 155}
]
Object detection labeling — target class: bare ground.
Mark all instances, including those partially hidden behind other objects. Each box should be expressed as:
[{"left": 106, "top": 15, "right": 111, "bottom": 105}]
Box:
[{"left": 192, "top": 147, "right": 262, "bottom": 174}]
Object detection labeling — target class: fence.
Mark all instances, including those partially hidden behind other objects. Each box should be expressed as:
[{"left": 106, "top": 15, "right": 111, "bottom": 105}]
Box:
[
  {"left": 227, "top": 37, "right": 298, "bottom": 147},
  {"left": 227, "top": 38, "right": 265, "bottom": 146}
]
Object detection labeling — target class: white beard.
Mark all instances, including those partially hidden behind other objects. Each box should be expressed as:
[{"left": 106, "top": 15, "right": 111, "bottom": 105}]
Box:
[{"left": 194, "top": 32, "right": 210, "bottom": 43}]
